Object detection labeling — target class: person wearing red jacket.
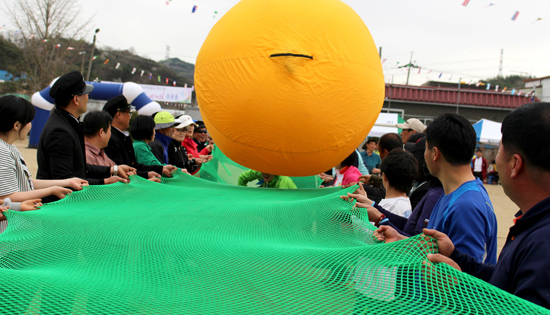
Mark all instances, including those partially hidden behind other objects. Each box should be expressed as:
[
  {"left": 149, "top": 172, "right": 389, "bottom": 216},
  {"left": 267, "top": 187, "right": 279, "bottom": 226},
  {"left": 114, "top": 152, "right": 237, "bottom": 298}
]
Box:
[
  {"left": 180, "top": 116, "right": 213, "bottom": 158},
  {"left": 471, "top": 149, "right": 488, "bottom": 182}
]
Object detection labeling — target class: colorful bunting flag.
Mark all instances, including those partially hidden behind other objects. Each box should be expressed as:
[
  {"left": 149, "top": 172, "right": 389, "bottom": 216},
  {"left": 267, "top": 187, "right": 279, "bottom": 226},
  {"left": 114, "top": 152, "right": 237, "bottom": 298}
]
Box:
[
  {"left": 495, "top": 85, "right": 499, "bottom": 91},
  {"left": 518, "top": 91, "right": 522, "bottom": 96},
  {"left": 462, "top": 0, "right": 470, "bottom": 7},
  {"left": 502, "top": 87, "right": 507, "bottom": 92},
  {"left": 55, "top": 44, "right": 61, "bottom": 48},
  {"left": 131, "top": 68, "right": 136, "bottom": 74},
  {"left": 28, "top": 35, "right": 34, "bottom": 39},
  {"left": 438, "top": 73, "right": 442, "bottom": 79},
  {"left": 92, "top": 55, "right": 98, "bottom": 60},
  {"left": 484, "top": 3, "right": 495, "bottom": 8},
  {"left": 511, "top": 11, "right": 519, "bottom": 21},
  {"left": 173, "top": 81, "right": 176, "bottom": 86},
  {"left": 79, "top": 51, "right": 86, "bottom": 55},
  {"left": 149, "top": 73, "right": 152, "bottom": 80},
  {"left": 67, "top": 47, "right": 74, "bottom": 50},
  {"left": 104, "top": 59, "right": 109, "bottom": 64},
  {"left": 511, "top": 89, "right": 515, "bottom": 95},
  {"left": 427, "top": 70, "right": 432, "bottom": 74},
  {"left": 382, "top": 58, "right": 387, "bottom": 64},
  {"left": 418, "top": 67, "right": 421, "bottom": 74},
  {"left": 158, "top": 76, "right": 161, "bottom": 82},
  {"left": 141, "top": 70, "right": 144, "bottom": 76},
  {"left": 166, "top": 78, "right": 169, "bottom": 84},
  {"left": 533, "top": 18, "right": 543, "bottom": 24},
  {"left": 116, "top": 63, "right": 120, "bottom": 69},
  {"left": 42, "top": 39, "right": 49, "bottom": 42},
  {"left": 192, "top": 5, "right": 197, "bottom": 13},
  {"left": 487, "top": 83, "right": 491, "bottom": 90}
]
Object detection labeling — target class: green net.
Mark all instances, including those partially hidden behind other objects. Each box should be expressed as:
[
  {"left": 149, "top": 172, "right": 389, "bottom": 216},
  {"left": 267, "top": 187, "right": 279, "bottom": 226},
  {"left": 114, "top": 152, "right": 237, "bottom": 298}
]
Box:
[
  {"left": 0, "top": 172, "right": 548, "bottom": 314},
  {"left": 199, "top": 146, "right": 321, "bottom": 188}
]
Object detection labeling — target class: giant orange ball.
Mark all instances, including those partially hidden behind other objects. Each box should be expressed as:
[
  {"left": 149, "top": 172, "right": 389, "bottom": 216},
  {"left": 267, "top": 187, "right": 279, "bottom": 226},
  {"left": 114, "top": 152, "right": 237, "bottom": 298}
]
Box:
[{"left": 195, "top": 0, "right": 384, "bottom": 177}]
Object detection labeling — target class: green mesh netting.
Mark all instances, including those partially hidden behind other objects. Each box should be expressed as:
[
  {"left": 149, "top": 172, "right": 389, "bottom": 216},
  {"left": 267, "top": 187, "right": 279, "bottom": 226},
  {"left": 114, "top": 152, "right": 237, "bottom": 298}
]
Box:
[
  {"left": 0, "top": 172, "right": 548, "bottom": 314},
  {"left": 199, "top": 146, "right": 321, "bottom": 188}
]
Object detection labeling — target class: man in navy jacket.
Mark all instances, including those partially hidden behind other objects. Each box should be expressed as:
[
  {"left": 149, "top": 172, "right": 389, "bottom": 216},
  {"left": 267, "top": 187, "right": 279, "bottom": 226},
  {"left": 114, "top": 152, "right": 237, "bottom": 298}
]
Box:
[{"left": 426, "top": 102, "right": 550, "bottom": 309}]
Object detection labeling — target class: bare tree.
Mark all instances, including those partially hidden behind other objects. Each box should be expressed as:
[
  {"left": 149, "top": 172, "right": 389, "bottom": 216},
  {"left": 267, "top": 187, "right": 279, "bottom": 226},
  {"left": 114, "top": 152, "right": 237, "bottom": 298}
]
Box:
[{"left": 4, "top": 0, "right": 93, "bottom": 91}]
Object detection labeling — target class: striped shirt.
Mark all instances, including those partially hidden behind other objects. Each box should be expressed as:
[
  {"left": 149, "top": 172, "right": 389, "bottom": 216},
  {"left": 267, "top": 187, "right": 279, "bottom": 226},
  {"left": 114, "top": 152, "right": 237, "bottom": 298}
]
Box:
[
  {"left": 0, "top": 139, "right": 34, "bottom": 197},
  {"left": 0, "top": 139, "right": 33, "bottom": 234},
  {"left": 0, "top": 198, "right": 21, "bottom": 233}
]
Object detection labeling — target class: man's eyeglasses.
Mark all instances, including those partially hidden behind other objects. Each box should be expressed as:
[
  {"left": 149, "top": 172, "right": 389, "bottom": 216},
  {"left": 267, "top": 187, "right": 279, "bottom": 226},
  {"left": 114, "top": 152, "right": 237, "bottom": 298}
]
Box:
[{"left": 195, "top": 130, "right": 208, "bottom": 134}]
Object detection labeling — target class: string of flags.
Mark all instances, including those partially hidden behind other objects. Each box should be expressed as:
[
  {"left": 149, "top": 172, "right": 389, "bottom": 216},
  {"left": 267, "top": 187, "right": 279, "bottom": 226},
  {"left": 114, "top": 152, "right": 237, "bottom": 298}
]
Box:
[
  {"left": 384, "top": 60, "right": 535, "bottom": 96},
  {"left": 91, "top": 54, "right": 190, "bottom": 88},
  {"left": 460, "top": 1, "right": 544, "bottom": 23}
]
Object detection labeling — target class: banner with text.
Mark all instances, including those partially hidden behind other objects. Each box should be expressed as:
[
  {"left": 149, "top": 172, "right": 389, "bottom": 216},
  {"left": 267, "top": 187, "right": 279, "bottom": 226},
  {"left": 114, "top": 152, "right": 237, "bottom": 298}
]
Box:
[{"left": 139, "top": 84, "right": 193, "bottom": 103}]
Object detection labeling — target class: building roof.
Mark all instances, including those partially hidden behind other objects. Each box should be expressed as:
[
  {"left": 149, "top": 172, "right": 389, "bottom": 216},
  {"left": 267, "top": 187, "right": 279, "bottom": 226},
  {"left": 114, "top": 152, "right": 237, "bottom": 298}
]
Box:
[
  {"left": 385, "top": 84, "right": 539, "bottom": 109},
  {"left": 524, "top": 75, "right": 550, "bottom": 83}
]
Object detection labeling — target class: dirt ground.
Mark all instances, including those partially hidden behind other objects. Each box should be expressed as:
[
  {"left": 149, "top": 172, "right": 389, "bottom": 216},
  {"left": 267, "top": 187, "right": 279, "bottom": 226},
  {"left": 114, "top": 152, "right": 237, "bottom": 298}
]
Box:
[{"left": 14, "top": 139, "right": 515, "bottom": 254}]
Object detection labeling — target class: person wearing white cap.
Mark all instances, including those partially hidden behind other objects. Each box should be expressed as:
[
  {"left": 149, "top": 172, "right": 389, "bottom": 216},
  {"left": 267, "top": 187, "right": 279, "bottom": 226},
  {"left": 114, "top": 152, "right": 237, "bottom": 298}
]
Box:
[
  {"left": 168, "top": 115, "right": 199, "bottom": 173},
  {"left": 396, "top": 118, "right": 426, "bottom": 144},
  {"left": 150, "top": 112, "right": 182, "bottom": 165}
]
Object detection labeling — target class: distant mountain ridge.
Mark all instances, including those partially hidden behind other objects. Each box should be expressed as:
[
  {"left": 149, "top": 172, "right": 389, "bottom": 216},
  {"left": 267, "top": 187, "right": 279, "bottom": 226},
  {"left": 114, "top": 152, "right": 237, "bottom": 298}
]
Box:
[{"left": 160, "top": 58, "right": 195, "bottom": 85}]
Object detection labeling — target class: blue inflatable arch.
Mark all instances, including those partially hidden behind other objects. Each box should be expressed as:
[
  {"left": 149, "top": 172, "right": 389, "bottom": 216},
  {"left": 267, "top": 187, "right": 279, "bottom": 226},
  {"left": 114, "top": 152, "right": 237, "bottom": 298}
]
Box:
[{"left": 30, "top": 80, "right": 162, "bottom": 147}]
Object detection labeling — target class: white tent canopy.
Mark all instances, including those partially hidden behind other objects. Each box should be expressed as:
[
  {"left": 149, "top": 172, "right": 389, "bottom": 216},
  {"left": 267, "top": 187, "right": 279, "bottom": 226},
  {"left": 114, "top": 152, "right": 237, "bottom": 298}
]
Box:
[{"left": 473, "top": 119, "right": 502, "bottom": 144}]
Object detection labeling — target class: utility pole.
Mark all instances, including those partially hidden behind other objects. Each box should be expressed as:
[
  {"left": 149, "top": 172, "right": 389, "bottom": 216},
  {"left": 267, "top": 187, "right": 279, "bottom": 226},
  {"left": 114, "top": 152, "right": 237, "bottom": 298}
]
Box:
[
  {"left": 379, "top": 46, "right": 382, "bottom": 59},
  {"left": 457, "top": 80, "right": 461, "bottom": 114},
  {"left": 406, "top": 52, "right": 413, "bottom": 85},
  {"left": 86, "top": 29, "right": 100, "bottom": 81},
  {"left": 498, "top": 49, "right": 504, "bottom": 78},
  {"left": 388, "top": 75, "right": 394, "bottom": 110}
]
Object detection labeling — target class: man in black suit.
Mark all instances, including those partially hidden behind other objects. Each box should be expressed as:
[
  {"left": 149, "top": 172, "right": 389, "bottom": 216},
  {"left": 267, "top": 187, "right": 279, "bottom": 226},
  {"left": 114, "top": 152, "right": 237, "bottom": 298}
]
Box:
[
  {"left": 37, "top": 71, "right": 134, "bottom": 185},
  {"left": 102, "top": 95, "right": 176, "bottom": 179}
]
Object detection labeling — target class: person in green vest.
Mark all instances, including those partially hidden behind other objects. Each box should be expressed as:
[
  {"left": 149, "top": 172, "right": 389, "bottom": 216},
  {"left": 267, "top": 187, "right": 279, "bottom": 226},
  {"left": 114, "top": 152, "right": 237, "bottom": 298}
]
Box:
[{"left": 238, "top": 170, "right": 297, "bottom": 189}]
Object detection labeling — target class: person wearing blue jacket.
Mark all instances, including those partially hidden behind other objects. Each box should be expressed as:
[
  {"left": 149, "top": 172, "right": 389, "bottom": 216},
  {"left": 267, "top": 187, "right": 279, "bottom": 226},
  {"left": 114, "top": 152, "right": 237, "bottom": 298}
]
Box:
[
  {"left": 150, "top": 112, "right": 182, "bottom": 165},
  {"left": 424, "top": 102, "right": 550, "bottom": 309},
  {"left": 373, "top": 113, "right": 498, "bottom": 264}
]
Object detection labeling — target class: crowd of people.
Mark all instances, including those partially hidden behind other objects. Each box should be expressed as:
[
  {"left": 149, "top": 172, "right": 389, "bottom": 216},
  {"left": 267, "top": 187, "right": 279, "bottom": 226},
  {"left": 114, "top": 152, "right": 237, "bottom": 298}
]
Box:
[
  {"left": 338, "top": 107, "right": 550, "bottom": 309},
  {"left": 0, "top": 70, "right": 549, "bottom": 309},
  {"left": 0, "top": 71, "right": 214, "bottom": 226}
]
